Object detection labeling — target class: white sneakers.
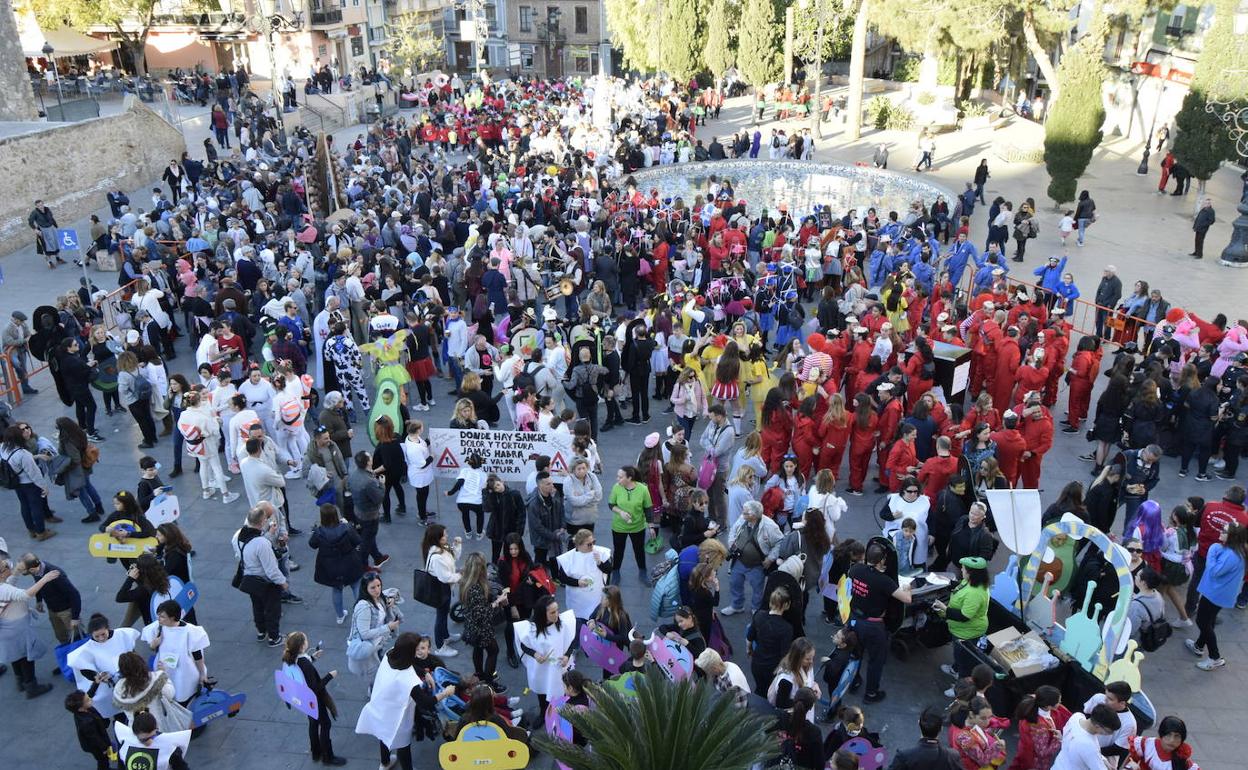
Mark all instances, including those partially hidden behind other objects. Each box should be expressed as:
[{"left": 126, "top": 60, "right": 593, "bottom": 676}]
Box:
[
  {"left": 446, "top": 633, "right": 462, "bottom": 643},
  {"left": 222, "top": 491, "right": 240, "bottom": 504},
  {"left": 1170, "top": 617, "right": 1194, "bottom": 628},
  {"left": 720, "top": 606, "right": 743, "bottom": 616},
  {"left": 434, "top": 645, "right": 459, "bottom": 657},
  {"left": 202, "top": 489, "right": 216, "bottom": 499},
  {"left": 336, "top": 610, "right": 348, "bottom": 625}
]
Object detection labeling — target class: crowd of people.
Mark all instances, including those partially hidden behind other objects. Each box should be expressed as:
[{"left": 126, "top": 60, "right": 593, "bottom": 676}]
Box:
[{"left": 0, "top": 69, "right": 1237, "bottom": 770}]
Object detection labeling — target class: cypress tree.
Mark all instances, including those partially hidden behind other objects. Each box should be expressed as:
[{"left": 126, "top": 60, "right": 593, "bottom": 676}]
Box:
[
  {"left": 737, "top": 0, "right": 783, "bottom": 88},
  {"left": 661, "top": 0, "right": 706, "bottom": 82},
  {"left": 702, "top": 0, "right": 737, "bottom": 82},
  {"left": 1172, "top": 0, "right": 1246, "bottom": 185},
  {"left": 1043, "top": 20, "right": 1106, "bottom": 205}
]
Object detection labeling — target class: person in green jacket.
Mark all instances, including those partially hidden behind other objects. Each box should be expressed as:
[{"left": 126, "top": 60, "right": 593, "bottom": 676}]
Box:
[{"left": 932, "top": 556, "right": 990, "bottom": 696}]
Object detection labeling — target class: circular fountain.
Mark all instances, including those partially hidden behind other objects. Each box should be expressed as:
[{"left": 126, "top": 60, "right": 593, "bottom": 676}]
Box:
[{"left": 627, "top": 160, "right": 956, "bottom": 220}]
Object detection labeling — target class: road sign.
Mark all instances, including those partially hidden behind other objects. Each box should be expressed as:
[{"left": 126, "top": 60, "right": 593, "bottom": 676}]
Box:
[{"left": 56, "top": 228, "right": 79, "bottom": 251}]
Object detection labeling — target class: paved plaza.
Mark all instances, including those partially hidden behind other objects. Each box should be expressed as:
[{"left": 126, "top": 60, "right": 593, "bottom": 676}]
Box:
[{"left": 0, "top": 94, "right": 1246, "bottom": 769}]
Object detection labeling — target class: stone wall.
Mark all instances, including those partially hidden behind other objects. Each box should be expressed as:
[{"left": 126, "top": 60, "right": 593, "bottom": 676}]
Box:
[
  {"left": 0, "top": 0, "right": 39, "bottom": 121},
  {"left": 0, "top": 96, "right": 186, "bottom": 256}
]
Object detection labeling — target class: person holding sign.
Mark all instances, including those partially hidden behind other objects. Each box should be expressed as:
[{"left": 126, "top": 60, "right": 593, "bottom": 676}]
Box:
[
  {"left": 556, "top": 530, "right": 613, "bottom": 620},
  {"left": 281, "top": 631, "right": 347, "bottom": 766}
]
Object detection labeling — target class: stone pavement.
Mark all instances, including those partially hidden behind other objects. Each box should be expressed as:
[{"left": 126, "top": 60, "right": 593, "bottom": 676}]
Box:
[{"left": 0, "top": 94, "right": 1246, "bottom": 770}]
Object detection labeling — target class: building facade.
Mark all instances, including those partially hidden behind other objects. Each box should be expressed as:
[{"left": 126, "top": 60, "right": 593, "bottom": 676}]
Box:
[{"left": 502, "top": 0, "right": 610, "bottom": 77}]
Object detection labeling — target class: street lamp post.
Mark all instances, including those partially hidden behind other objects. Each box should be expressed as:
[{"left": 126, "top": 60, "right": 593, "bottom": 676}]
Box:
[
  {"left": 251, "top": 0, "right": 304, "bottom": 134},
  {"left": 42, "top": 42, "right": 65, "bottom": 121},
  {"left": 1136, "top": 56, "right": 1172, "bottom": 175}
]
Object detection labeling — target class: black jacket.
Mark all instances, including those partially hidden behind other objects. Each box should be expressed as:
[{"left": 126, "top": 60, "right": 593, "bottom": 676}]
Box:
[
  {"left": 308, "top": 522, "right": 364, "bottom": 588},
  {"left": 888, "top": 738, "right": 962, "bottom": 770},
  {"left": 32, "top": 561, "right": 82, "bottom": 618},
  {"left": 1095, "top": 275, "right": 1122, "bottom": 308},
  {"left": 484, "top": 487, "right": 527, "bottom": 542}
]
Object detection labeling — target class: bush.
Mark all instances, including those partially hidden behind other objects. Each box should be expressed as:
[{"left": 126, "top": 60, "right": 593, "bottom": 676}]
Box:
[
  {"left": 915, "top": 90, "right": 936, "bottom": 106},
  {"left": 891, "top": 57, "right": 920, "bottom": 82},
  {"left": 959, "top": 100, "right": 988, "bottom": 117},
  {"left": 868, "top": 97, "right": 915, "bottom": 130}
]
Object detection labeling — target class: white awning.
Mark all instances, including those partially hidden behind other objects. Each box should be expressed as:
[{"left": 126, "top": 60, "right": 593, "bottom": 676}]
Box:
[{"left": 17, "top": 7, "right": 120, "bottom": 58}]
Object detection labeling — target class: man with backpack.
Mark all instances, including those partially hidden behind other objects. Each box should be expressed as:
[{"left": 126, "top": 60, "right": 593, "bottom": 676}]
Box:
[
  {"left": 234, "top": 503, "right": 289, "bottom": 647},
  {"left": 565, "top": 346, "right": 607, "bottom": 439}
]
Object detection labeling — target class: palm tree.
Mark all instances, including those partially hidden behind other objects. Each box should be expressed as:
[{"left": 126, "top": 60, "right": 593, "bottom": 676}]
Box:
[{"left": 532, "top": 669, "right": 780, "bottom": 770}]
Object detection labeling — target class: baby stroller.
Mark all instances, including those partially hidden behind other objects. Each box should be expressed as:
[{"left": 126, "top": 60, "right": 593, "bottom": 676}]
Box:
[{"left": 864, "top": 535, "right": 954, "bottom": 660}]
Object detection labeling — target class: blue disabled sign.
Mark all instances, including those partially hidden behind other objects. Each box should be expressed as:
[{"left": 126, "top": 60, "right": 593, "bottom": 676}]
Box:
[{"left": 56, "top": 228, "right": 79, "bottom": 251}]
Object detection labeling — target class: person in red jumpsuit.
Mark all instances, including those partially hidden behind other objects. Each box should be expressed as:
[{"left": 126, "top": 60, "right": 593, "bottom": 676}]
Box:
[
  {"left": 818, "top": 392, "right": 851, "bottom": 480},
  {"left": 791, "top": 396, "right": 821, "bottom": 480},
  {"left": 990, "top": 412, "right": 1028, "bottom": 487},
  {"left": 874, "top": 383, "right": 904, "bottom": 492},
  {"left": 904, "top": 337, "right": 936, "bottom": 407},
  {"left": 844, "top": 327, "right": 873, "bottom": 399},
  {"left": 1063, "top": 336, "right": 1101, "bottom": 432},
  {"left": 847, "top": 393, "right": 879, "bottom": 496},
  {"left": 969, "top": 308, "right": 1001, "bottom": 399},
  {"left": 824, "top": 329, "right": 849, "bottom": 387},
  {"left": 963, "top": 391, "right": 1002, "bottom": 434},
  {"left": 1011, "top": 348, "right": 1050, "bottom": 410},
  {"left": 1016, "top": 391, "right": 1054, "bottom": 489},
  {"left": 992, "top": 327, "right": 1022, "bottom": 412},
  {"left": 885, "top": 423, "right": 920, "bottom": 492},
  {"left": 760, "top": 389, "right": 794, "bottom": 473},
  {"left": 918, "top": 436, "right": 960, "bottom": 502},
  {"left": 1041, "top": 318, "right": 1070, "bottom": 408}
]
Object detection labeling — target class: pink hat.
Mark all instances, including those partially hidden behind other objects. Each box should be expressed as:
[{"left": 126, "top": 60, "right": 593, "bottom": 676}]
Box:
[{"left": 644, "top": 432, "right": 660, "bottom": 448}]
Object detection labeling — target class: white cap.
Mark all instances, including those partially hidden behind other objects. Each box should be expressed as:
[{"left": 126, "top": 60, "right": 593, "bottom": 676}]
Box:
[
  {"left": 1004, "top": 409, "right": 1018, "bottom": 419},
  {"left": 542, "top": 306, "right": 557, "bottom": 321},
  {"left": 853, "top": 326, "right": 869, "bottom": 335},
  {"left": 941, "top": 324, "right": 957, "bottom": 332},
  {"left": 878, "top": 382, "right": 894, "bottom": 392},
  {"left": 992, "top": 268, "right": 1005, "bottom": 275},
  {"left": 937, "top": 312, "right": 949, "bottom": 323}
]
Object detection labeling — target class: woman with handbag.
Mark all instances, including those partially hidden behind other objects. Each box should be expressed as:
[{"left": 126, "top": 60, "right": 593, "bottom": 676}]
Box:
[
  {"left": 309, "top": 503, "right": 364, "bottom": 625},
  {"left": 54, "top": 417, "right": 106, "bottom": 524},
  {"left": 282, "top": 631, "right": 347, "bottom": 765},
  {"left": 458, "top": 552, "right": 510, "bottom": 694},
  {"left": 420, "top": 524, "right": 462, "bottom": 657},
  {"left": 347, "top": 574, "right": 402, "bottom": 686},
  {"left": 111, "top": 651, "right": 192, "bottom": 730}
]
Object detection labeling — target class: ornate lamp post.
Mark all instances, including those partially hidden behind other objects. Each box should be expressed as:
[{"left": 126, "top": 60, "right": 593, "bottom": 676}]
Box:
[
  {"left": 42, "top": 42, "right": 65, "bottom": 121},
  {"left": 1136, "top": 56, "right": 1172, "bottom": 175},
  {"left": 1206, "top": 97, "right": 1248, "bottom": 265},
  {"left": 250, "top": 0, "right": 305, "bottom": 132}
]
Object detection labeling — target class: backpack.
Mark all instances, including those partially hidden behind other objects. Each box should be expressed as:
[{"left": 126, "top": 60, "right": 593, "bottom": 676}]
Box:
[
  {"left": 82, "top": 444, "right": 100, "bottom": 470},
  {"left": 514, "top": 364, "right": 543, "bottom": 392},
  {"left": 648, "top": 550, "right": 681, "bottom": 621},
  {"left": 0, "top": 451, "right": 20, "bottom": 490},
  {"left": 134, "top": 375, "right": 153, "bottom": 403},
  {"left": 1133, "top": 597, "right": 1172, "bottom": 652}
]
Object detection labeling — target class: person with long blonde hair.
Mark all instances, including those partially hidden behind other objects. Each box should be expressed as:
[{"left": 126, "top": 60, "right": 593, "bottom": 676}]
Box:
[
  {"left": 458, "top": 552, "right": 509, "bottom": 691},
  {"left": 819, "top": 393, "right": 851, "bottom": 480}
]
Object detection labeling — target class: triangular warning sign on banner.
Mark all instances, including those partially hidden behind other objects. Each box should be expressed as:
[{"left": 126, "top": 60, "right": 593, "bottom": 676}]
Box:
[
  {"left": 436, "top": 448, "right": 460, "bottom": 469},
  {"left": 549, "top": 451, "right": 568, "bottom": 473}
]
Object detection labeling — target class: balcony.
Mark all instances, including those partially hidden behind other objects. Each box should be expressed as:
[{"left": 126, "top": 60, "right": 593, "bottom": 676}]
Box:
[
  {"left": 153, "top": 12, "right": 247, "bottom": 28},
  {"left": 311, "top": 9, "right": 344, "bottom": 25}
]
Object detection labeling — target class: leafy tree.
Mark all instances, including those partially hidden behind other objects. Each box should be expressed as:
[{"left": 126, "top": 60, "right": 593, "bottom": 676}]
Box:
[
  {"left": 1042, "top": 15, "right": 1106, "bottom": 205},
  {"left": 736, "top": 0, "right": 783, "bottom": 88},
  {"left": 30, "top": 0, "right": 171, "bottom": 74},
  {"left": 792, "top": 0, "right": 851, "bottom": 66},
  {"left": 1172, "top": 0, "right": 1247, "bottom": 188},
  {"left": 701, "top": 0, "right": 737, "bottom": 83},
  {"left": 660, "top": 0, "right": 704, "bottom": 82},
  {"left": 386, "top": 13, "right": 446, "bottom": 75},
  {"left": 605, "top": 0, "right": 662, "bottom": 73},
  {"left": 532, "top": 669, "right": 780, "bottom": 770}
]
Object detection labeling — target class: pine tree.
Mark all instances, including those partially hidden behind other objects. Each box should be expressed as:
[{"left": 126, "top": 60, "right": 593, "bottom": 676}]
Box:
[
  {"left": 605, "top": 0, "right": 662, "bottom": 72},
  {"left": 702, "top": 0, "right": 737, "bottom": 82},
  {"left": 1172, "top": 0, "right": 1246, "bottom": 184},
  {"left": 736, "top": 0, "right": 783, "bottom": 88},
  {"left": 1043, "top": 20, "right": 1106, "bottom": 205},
  {"left": 660, "top": 0, "right": 705, "bottom": 82}
]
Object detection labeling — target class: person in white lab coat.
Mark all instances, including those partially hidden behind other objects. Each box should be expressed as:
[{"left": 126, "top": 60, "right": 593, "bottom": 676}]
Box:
[
  {"left": 514, "top": 594, "right": 577, "bottom": 714},
  {"left": 555, "top": 529, "right": 612, "bottom": 620},
  {"left": 115, "top": 711, "right": 191, "bottom": 770},
  {"left": 66, "top": 612, "right": 141, "bottom": 719},
  {"left": 140, "top": 600, "right": 209, "bottom": 705},
  {"left": 355, "top": 632, "right": 456, "bottom": 770}
]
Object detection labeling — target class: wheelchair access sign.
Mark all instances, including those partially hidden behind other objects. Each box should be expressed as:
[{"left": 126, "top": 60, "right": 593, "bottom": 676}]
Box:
[{"left": 56, "top": 229, "right": 80, "bottom": 251}]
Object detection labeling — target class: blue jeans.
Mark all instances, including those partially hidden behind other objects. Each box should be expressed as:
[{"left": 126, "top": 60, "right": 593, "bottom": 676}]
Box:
[
  {"left": 16, "top": 482, "right": 46, "bottom": 533},
  {"left": 448, "top": 356, "right": 463, "bottom": 393},
  {"left": 677, "top": 414, "right": 696, "bottom": 439},
  {"left": 331, "top": 583, "right": 358, "bottom": 617},
  {"left": 435, "top": 596, "right": 451, "bottom": 647},
  {"left": 76, "top": 478, "right": 104, "bottom": 517},
  {"left": 1077, "top": 217, "right": 1091, "bottom": 244},
  {"left": 729, "top": 560, "right": 766, "bottom": 611}
]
